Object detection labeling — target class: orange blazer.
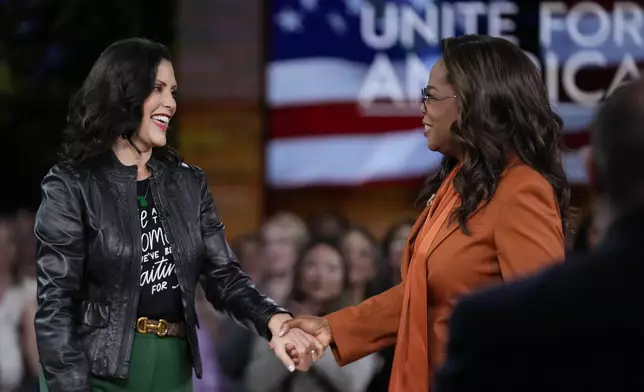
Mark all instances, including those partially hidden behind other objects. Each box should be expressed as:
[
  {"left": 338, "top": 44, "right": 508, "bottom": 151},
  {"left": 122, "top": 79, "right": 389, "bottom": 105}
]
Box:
[{"left": 325, "top": 163, "right": 565, "bottom": 392}]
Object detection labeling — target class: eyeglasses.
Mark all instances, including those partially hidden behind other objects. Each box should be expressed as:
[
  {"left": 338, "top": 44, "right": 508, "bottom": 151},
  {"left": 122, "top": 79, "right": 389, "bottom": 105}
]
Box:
[{"left": 421, "top": 87, "right": 456, "bottom": 110}]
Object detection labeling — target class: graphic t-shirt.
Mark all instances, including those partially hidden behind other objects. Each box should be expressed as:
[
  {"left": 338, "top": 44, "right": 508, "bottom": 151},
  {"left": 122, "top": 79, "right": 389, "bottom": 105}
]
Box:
[{"left": 136, "top": 179, "right": 183, "bottom": 322}]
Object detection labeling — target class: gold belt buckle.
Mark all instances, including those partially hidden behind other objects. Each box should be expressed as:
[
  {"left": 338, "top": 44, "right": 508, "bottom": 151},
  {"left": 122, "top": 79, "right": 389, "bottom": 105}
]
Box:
[{"left": 136, "top": 317, "right": 169, "bottom": 337}]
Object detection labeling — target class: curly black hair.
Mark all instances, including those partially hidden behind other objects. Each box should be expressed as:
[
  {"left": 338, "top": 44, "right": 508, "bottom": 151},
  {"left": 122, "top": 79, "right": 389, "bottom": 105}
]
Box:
[
  {"left": 418, "top": 35, "right": 570, "bottom": 234},
  {"left": 59, "top": 37, "right": 180, "bottom": 165}
]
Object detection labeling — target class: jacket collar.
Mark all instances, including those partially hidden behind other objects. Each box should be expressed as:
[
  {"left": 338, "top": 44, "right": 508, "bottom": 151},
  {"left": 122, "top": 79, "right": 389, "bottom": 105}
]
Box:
[{"left": 101, "top": 151, "right": 167, "bottom": 180}]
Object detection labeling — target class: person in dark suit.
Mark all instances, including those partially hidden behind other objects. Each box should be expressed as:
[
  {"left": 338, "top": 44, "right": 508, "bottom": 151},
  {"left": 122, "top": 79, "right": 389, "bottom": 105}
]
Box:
[{"left": 434, "top": 78, "right": 644, "bottom": 392}]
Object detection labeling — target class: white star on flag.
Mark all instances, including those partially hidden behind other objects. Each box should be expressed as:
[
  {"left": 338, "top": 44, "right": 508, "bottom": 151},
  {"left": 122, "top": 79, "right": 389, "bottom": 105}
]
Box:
[
  {"left": 345, "top": 0, "right": 363, "bottom": 16},
  {"left": 275, "top": 8, "right": 304, "bottom": 33},
  {"left": 299, "top": 0, "right": 318, "bottom": 12},
  {"left": 327, "top": 12, "right": 348, "bottom": 35}
]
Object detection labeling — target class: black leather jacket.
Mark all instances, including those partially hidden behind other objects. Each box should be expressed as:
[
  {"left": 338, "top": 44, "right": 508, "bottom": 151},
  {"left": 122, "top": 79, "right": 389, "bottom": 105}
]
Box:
[{"left": 34, "top": 153, "right": 289, "bottom": 392}]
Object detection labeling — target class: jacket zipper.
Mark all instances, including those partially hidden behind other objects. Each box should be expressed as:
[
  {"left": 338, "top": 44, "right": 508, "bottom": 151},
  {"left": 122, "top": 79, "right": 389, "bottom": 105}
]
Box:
[
  {"left": 119, "top": 179, "right": 142, "bottom": 374},
  {"left": 150, "top": 176, "right": 188, "bottom": 294},
  {"left": 150, "top": 175, "right": 198, "bottom": 365}
]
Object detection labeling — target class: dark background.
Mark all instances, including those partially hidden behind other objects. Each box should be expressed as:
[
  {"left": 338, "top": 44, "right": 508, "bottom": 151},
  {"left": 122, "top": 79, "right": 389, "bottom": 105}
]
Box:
[{"left": 0, "top": 0, "right": 176, "bottom": 213}]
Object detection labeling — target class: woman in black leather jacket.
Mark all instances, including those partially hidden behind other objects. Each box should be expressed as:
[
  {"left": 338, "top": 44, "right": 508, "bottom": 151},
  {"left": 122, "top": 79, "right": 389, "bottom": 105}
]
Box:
[{"left": 34, "top": 38, "right": 321, "bottom": 392}]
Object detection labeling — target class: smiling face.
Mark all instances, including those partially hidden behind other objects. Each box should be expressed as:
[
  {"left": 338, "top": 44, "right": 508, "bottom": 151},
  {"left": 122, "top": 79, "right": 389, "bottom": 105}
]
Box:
[
  {"left": 299, "top": 244, "right": 346, "bottom": 303},
  {"left": 421, "top": 59, "right": 461, "bottom": 156},
  {"left": 131, "top": 59, "right": 177, "bottom": 149}
]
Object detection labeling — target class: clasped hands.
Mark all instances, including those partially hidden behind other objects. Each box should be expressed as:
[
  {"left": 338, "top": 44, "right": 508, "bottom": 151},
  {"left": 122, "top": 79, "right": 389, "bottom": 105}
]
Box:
[{"left": 267, "top": 313, "right": 333, "bottom": 372}]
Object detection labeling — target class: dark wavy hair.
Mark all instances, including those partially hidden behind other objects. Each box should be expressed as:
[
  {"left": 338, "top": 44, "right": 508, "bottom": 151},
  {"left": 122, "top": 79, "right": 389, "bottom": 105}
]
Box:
[
  {"left": 290, "top": 238, "right": 351, "bottom": 314},
  {"left": 417, "top": 35, "right": 570, "bottom": 234},
  {"left": 59, "top": 37, "right": 180, "bottom": 165}
]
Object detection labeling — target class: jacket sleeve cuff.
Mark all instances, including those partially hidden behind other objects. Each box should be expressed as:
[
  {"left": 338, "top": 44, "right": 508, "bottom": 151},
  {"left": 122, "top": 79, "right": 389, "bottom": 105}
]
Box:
[
  {"left": 263, "top": 309, "right": 293, "bottom": 341},
  {"left": 325, "top": 310, "right": 357, "bottom": 366}
]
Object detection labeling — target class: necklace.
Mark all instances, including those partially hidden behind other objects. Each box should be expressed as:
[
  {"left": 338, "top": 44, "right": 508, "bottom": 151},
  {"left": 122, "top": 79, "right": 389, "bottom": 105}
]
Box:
[
  {"left": 137, "top": 181, "right": 150, "bottom": 208},
  {"left": 426, "top": 193, "right": 436, "bottom": 207}
]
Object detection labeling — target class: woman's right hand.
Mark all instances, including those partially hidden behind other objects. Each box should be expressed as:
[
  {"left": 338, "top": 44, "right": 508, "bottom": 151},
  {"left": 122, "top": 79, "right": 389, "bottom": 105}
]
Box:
[{"left": 278, "top": 316, "right": 333, "bottom": 351}]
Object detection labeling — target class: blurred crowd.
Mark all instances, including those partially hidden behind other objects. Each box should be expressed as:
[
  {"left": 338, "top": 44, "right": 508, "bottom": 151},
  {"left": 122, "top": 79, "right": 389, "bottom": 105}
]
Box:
[
  {"left": 1, "top": 205, "right": 600, "bottom": 392},
  {"left": 196, "top": 210, "right": 416, "bottom": 392},
  {"left": 0, "top": 210, "right": 39, "bottom": 392}
]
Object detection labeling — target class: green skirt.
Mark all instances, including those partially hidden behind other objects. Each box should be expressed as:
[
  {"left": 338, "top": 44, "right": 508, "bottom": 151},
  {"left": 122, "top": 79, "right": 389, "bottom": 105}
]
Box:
[{"left": 39, "top": 332, "right": 193, "bottom": 392}]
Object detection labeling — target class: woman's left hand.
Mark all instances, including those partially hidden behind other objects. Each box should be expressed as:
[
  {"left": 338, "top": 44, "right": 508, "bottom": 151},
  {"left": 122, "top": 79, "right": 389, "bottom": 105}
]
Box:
[{"left": 269, "top": 327, "right": 324, "bottom": 372}]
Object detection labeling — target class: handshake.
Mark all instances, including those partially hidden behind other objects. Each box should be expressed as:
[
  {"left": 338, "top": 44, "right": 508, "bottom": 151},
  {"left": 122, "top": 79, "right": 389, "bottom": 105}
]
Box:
[{"left": 267, "top": 313, "right": 334, "bottom": 372}]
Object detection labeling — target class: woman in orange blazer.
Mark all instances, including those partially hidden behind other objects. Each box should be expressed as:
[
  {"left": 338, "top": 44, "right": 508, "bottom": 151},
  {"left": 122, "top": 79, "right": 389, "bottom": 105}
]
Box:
[{"left": 277, "top": 34, "right": 570, "bottom": 392}]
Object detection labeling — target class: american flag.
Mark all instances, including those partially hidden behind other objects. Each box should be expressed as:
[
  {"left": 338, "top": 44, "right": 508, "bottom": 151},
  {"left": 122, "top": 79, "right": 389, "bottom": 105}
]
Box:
[{"left": 266, "top": 0, "right": 643, "bottom": 188}]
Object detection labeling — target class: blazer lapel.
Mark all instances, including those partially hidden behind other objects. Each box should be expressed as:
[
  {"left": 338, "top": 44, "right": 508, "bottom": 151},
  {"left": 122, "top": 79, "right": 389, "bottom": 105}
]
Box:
[
  {"left": 426, "top": 199, "right": 490, "bottom": 258},
  {"left": 426, "top": 215, "right": 460, "bottom": 258},
  {"left": 401, "top": 205, "right": 431, "bottom": 281}
]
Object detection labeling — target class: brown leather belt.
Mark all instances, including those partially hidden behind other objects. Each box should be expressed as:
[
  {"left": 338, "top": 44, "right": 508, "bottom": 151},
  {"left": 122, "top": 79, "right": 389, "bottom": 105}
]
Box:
[{"left": 136, "top": 317, "right": 185, "bottom": 338}]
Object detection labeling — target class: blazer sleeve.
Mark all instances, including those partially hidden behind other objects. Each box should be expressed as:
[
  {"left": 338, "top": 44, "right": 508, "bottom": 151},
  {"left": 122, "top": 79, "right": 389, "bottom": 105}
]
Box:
[
  {"left": 494, "top": 174, "right": 565, "bottom": 280},
  {"left": 325, "top": 283, "right": 403, "bottom": 366},
  {"left": 34, "top": 166, "right": 91, "bottom": 392}
]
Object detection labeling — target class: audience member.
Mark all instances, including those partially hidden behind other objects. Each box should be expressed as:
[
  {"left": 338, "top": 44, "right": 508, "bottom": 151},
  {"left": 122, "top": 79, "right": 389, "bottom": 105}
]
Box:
[
  {"left": 261, "top": 212, "right": 309, "bottom": 303},
  {"left": 338, "top": 226, "right": 380, "bottom": 304},
  {"left": 308, "top": 211, "right": 349, "bottom": 242},
  {"left": 0, "top": 215, "right": 38, "bottom": 392},
  {"left": 244, "top": 239, "right": 380, "bottom": 392}
]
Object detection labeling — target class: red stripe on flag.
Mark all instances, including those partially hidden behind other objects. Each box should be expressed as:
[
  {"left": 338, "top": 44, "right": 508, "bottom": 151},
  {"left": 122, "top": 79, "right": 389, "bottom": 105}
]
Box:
[
  {"left": 269, "top": 103, "right": 423, "bottom": 138},
  {"left": 266, "top": 170, "right": 591, "bottom": 192},
  {"left": 270, "top": 102, "right": 591, "bottom": 148},
  {"left": 269, "top": 176, "right": 429, "bottom": 190},
  {"left": 564, "top": 131, "right": 590, "bottom": 149}
]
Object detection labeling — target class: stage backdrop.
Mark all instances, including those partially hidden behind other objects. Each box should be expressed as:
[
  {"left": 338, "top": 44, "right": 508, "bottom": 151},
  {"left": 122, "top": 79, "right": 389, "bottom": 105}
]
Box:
[
  {"left": 265, "top": 0, "right": 643, "bottom": 235},
  {"left": 177, "top": 0, "right": 265, "bottom": 241}
]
